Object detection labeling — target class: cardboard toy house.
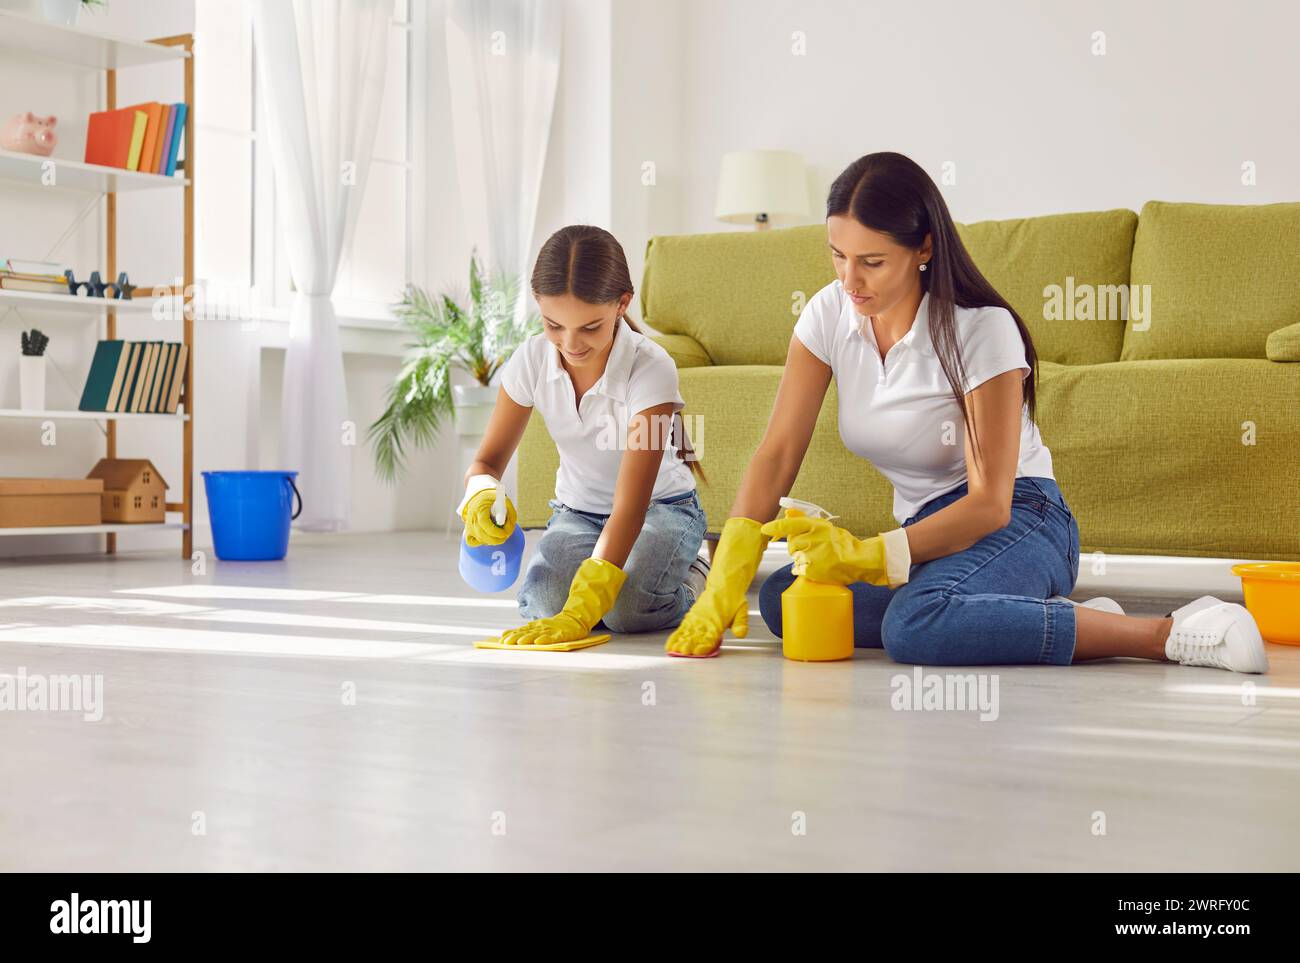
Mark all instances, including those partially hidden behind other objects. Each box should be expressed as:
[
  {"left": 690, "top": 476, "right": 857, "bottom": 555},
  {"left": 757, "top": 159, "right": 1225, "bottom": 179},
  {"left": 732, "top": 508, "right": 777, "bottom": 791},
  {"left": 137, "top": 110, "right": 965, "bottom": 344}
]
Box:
[{"left": 86, "top": 458, "right": 168, "bottom": 523}]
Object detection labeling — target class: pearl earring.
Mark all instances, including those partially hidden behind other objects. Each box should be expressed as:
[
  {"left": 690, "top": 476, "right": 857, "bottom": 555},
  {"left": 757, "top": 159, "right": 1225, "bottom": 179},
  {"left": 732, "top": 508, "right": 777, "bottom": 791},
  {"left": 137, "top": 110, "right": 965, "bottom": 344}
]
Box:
[{"left": 919, "top": 263, "right": 928, "bottom": 272}]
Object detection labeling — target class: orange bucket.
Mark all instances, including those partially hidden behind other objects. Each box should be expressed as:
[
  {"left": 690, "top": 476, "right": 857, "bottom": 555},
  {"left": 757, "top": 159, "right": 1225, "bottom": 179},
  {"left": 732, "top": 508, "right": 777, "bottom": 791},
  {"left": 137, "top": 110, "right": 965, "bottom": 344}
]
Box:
[{"left": 1231, "top": 563, "right": 1300, "bottom": 645}]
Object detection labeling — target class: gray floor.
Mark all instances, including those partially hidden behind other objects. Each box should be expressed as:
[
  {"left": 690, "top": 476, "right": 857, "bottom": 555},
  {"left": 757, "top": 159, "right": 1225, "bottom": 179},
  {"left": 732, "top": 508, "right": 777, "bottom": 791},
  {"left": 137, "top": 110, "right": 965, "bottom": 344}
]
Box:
[{"left": 1, "top": 529, "right": 1297, "bottom": 872}]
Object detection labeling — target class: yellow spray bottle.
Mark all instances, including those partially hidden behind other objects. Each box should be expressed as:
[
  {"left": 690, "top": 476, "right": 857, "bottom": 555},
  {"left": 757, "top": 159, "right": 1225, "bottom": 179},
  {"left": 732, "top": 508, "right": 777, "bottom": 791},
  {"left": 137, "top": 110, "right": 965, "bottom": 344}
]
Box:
[{"left": 777, "top": 496, "right": 855, "bottom": 662}]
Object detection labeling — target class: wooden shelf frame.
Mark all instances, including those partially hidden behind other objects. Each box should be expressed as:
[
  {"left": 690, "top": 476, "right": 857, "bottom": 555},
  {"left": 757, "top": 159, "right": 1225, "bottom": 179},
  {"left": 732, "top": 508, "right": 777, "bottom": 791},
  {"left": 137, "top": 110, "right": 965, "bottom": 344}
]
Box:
[{"left": 106, "top": 31, "right": 194, "bottom": 558}]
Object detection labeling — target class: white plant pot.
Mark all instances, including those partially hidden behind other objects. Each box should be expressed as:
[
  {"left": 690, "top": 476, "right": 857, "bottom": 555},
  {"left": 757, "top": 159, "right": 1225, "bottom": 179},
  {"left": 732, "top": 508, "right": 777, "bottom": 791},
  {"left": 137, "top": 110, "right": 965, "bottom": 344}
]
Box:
[
  {"left": 19, "top": 355, "right": 46, "bottom": 411},
  {"left": 452, "top": 383, "right": 496, "bottom": 437},
  {"left": 41, "top": 0, "right": 80, "bottom": 26}
]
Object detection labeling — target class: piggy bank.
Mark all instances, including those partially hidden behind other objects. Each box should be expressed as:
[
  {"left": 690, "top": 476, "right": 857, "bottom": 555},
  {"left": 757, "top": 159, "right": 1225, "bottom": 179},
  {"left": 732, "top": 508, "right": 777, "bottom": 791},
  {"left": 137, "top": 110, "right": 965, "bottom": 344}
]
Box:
[{"left": 1, "top": 113, "right": 58, "bottom": 157}]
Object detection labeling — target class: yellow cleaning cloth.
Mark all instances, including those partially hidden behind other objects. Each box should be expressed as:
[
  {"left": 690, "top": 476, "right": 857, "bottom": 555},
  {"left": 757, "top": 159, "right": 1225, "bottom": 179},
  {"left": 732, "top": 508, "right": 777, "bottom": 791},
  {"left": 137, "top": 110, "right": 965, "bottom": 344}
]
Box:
[{"left": 473, "top": 634, "right": 611, "bottom": 652}]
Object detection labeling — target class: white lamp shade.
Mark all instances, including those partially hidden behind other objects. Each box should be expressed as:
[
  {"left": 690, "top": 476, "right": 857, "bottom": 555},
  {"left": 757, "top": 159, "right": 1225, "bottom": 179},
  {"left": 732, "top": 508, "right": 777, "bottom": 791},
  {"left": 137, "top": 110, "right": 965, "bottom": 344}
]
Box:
[{"left": 714, "top": 149, "right": 811, "bottom": 225}]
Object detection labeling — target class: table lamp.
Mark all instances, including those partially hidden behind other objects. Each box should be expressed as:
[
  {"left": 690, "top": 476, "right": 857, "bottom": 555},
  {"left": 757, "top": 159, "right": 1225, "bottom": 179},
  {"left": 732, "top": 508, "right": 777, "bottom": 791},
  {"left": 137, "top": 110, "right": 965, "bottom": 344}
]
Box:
[{"left": 714, "top": 149, "right": 811, "bottom": 230}]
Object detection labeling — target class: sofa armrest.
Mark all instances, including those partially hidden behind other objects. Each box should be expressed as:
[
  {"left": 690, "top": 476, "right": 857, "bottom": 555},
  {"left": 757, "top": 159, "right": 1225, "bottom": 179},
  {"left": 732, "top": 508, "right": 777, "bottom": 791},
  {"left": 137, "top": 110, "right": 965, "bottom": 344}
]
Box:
[
  {"left": 1266, "top": 322, "right": 1300, "bottom": 362},
  {"left": 650, "top": 333, "right": 713, "bottom": 368}
]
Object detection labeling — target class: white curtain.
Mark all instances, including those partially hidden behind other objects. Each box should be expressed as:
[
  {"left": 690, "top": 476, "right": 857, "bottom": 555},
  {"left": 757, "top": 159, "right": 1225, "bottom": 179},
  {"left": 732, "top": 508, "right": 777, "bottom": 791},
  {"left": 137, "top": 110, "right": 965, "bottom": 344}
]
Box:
[
  {"left": 445, "top": 0, "right": 562, "bottom": 325},
  {"left": 250, "top": 0, "right": 391, "bottom": 532}
]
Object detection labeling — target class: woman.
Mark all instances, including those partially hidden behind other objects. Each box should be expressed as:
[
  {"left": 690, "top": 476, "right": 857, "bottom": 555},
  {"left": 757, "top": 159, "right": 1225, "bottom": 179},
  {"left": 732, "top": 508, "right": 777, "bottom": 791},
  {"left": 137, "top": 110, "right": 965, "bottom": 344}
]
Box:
[
  {"left": 665, "top": 152, "right": 1268, "bottom": 673},
  {"left": 459, "top": 225, "right": 709, "bottom": 644}
]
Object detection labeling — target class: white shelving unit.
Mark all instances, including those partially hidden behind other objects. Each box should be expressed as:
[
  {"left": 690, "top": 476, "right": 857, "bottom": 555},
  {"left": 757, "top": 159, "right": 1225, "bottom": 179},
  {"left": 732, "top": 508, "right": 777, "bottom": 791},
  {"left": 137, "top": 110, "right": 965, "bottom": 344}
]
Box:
[
  {"left": 0, "top": 10, "right": 195, "bottom": 556},
  {"left": 0, "top": 522, "right": 187, "bottom": 537},
  {"left": 0, "top": 9, "right": 189, "bottom": 70},
  {"left": 0, "top": 288, "right": 163, "bottom": 314},
  {"left": 0, "top": 147, "right": 189, "bottom": 193}
]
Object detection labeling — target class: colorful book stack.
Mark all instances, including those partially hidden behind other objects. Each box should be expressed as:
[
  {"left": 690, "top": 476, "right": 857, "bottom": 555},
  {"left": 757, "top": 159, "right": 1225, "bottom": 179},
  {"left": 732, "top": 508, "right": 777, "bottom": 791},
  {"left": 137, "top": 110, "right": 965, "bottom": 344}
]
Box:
[
  {"left": 0, "top": 258, "right": 68, "bottom": 295},
  {"left": 83, "top": 101, "right": 187, "bottom": 175},
  {"left": 78, "top": 340, "right": 189, "bottom": 414}
]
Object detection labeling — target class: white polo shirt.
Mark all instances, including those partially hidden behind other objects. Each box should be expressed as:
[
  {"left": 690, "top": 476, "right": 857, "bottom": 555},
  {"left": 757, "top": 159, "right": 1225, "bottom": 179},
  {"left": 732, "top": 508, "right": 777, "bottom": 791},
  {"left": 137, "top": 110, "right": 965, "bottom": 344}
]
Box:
[
  {"left": 500, "top": 317, "right": 696, "bottom": 515},
  {"left": 794, "top": 282, "right": 1055, "bottom": 525}
]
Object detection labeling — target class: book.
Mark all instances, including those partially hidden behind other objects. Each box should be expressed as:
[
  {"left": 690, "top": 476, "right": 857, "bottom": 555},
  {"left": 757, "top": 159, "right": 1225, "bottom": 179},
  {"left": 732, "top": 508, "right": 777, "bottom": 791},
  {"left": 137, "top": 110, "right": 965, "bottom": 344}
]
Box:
[
  {"left": 84, "top": 108, "right": 139, "bottom": 168},
  {"left": 122, "top": 102, "right": 163, "bottom": 174},
  {"left": 125, "top": 110, "right": 148, "bottom": 171},
  {"left": 111, "top": 343, "right": 138, "bottom": 411},
  {"left": 164, "top": 103, "right": 188, "bottom": 176},
  {"left": 151, "top": 105, "right": 172, "bottom": 174},
  {"left": 78, "top": 341, "right": 127, "bottom": 411},
  {"left": 128, "top": 342, "right": 149, "bottom": 413},
  {"left": 77, "top": 341, "right": 189, "bottom": 414},
  {"left": 115, "top": 343, "right": 143, "bottom": 412},
  {"left": 157, "top": 105, "right": 177, "bottom": 176},
  {"left": 135, "top": 342, "right": 159, "bottom": 412},
  {"left": 164, "top": 343, "right": 188, "bottom": 412},
  {"left": 157, "top": 344, "right": 180, "bottom": 413},
  {"left": 0, "top": 276, "right": 67, "bottom": 294},
  {"left": 148, "top": 343, "right": 173, "bottom": 412},
  {"left": 0, "top": 258, "right": 65, "bottom": 276},
  {"left": 149, "top": 341, "right": 167, "bottom": 411}
]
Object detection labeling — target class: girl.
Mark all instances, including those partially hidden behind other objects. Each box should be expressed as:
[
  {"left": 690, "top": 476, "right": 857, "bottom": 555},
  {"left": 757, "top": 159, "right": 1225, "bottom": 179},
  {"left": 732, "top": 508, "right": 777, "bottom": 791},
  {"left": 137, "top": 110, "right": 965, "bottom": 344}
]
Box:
[
  {"left": 457, "top": 225, "right": 709, "bottom": 644},
  {"left": 666, "top": 151, "right": 1268, "bottom": 674}
]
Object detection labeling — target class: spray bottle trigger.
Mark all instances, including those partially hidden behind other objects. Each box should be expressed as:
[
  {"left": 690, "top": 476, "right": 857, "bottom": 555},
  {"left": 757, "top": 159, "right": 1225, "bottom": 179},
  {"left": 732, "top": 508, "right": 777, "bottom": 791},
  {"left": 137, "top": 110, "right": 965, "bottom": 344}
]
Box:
[
  {"left": 491, "top": 486, "right": 507, "bottom": 527},
  {"left": 778, "top": 496, "right": 837, "bottom": 521}
]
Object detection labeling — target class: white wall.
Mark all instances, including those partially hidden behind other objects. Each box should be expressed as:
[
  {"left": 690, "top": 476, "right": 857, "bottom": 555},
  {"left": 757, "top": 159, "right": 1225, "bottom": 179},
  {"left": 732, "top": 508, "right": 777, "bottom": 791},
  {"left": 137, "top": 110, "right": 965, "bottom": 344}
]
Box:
[{"left": 658, "top": 0, "right": 1300, "bottom": 236}]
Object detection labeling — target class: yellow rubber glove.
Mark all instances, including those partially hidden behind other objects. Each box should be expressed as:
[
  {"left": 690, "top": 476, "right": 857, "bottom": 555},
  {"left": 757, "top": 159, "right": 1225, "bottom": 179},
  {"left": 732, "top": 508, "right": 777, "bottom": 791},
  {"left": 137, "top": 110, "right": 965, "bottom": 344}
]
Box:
[
  {"left": 759, "top": 515, "right": 912, "bottom": 588},
  {"left": 499, "top": 557, "right": 627, "bottom": 646},
  {"left": 665, "top": 516, "right": 770, "bottom": 657},
  {"left": 456, "top": 474, "right": 517, "bottom": 547}
]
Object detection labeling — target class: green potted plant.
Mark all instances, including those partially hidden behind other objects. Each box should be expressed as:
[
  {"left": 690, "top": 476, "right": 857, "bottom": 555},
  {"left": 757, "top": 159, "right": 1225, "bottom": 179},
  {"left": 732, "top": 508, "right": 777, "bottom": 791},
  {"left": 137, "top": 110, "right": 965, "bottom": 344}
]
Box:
[{"left": 368, "top": 253, "right": 540, "bottom": 482}]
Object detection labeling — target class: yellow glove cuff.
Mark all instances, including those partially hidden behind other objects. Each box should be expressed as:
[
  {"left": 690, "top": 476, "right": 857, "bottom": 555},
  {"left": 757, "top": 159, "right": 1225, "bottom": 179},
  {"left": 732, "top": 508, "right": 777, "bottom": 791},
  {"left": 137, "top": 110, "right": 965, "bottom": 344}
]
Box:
[
  {"left": 722, "top": 515, "right": 770, "bottom": 551},
  {"left": 880, "top": 527, "right": 912, "bottom": 587},
  {"left": 456, "top": 473, "right": 499, "bottom": 518},
  {"left": 561, "top": 557, "right": 628, "bottom": 629}
]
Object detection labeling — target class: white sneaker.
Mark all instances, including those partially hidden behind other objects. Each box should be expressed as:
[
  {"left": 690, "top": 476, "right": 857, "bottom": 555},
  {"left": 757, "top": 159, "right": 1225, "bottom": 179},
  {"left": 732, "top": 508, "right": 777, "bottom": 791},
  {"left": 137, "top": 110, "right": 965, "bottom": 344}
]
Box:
[
  {"left": 684, "top": 555, "right": 710, "bottom": 604},
  {"left": 1050, "top": 595, "right": 1124, "bottom": 615},
  {"left": 1163, "top": 600, "right": 1269, "bottom": 674},
  {"left": 1164, "top": 594, "right": 1221, "bottom": 619}
]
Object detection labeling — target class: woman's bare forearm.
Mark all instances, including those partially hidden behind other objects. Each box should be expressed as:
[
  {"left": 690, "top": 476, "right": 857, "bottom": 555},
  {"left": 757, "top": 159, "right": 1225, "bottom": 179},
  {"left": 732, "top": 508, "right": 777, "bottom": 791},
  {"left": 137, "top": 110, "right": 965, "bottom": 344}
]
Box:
[
  {"left": 728, "top": 445, "right": 802, "bottom": 523},
  {"left": 900, "top": 494, "right": 1005, "bottom": 564},
  {"left": 592, "top": 507, "right": 648, "bottom": 569}
]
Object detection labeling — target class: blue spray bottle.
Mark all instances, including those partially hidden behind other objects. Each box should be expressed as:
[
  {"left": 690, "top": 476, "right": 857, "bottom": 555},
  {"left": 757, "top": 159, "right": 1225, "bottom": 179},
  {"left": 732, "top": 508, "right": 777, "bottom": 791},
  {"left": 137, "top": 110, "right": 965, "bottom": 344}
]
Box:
[{"left": 458, "top": 485, "right": 526, "bottom": 592}]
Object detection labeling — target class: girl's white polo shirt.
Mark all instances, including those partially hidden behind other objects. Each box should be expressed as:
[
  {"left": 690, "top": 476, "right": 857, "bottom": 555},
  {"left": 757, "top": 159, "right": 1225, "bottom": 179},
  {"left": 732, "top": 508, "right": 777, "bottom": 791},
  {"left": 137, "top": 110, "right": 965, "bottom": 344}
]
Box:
[
  {"left": 500, "top": 317, "right": 696, "bottom": 515},
  {"left": 794, "top": 282, "right": 1055, "bottom": 525}
]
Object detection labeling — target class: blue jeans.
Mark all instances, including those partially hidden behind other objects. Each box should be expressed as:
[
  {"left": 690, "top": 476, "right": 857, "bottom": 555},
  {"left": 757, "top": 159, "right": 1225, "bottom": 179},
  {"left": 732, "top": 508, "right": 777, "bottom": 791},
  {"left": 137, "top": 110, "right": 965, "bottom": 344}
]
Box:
[
  {"left": 517, "top": 490, "right": 707, "bottom": 633},
  {"left": 758, "top": 476, "right": 1082, "bottom": 665}
]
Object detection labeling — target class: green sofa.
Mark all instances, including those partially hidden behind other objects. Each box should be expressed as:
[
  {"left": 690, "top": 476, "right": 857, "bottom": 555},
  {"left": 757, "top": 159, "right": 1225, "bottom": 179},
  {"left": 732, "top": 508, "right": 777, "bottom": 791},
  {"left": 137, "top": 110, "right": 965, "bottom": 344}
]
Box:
[{"left": 518, "top": 201, "right": 1300, "bottom": 561}]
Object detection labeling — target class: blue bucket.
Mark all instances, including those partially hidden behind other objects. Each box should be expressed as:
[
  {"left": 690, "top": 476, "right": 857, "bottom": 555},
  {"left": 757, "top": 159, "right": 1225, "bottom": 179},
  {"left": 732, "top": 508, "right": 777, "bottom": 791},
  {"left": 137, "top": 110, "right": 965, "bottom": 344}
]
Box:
[{"left": 202, "top": 470, "right": 303, "bottom": 561}]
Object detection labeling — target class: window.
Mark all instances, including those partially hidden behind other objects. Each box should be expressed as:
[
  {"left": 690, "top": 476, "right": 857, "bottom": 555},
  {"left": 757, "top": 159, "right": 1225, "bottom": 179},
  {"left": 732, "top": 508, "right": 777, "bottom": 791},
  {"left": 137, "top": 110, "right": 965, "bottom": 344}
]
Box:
[{"left": 194, "top": 0, "right": 422, "bottom": 319}]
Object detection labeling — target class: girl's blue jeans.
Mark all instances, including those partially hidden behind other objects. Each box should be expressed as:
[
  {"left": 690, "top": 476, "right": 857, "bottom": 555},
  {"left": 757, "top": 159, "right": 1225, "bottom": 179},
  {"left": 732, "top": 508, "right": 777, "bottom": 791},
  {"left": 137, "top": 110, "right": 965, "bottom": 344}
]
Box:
[
  {"left": 759, "top": 476, "right": 1082, "bottom": 665},
  {"left": 517, "top": 490, "right": 707, "bottom": 633}
]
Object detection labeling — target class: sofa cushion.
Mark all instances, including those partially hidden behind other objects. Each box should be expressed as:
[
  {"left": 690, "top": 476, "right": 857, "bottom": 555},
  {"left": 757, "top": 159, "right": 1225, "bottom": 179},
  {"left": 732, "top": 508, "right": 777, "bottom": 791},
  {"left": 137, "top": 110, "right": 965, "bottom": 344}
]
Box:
[
  {"left": 956, "top": 209, "right": 1136, "bottom": 366},
  {"left": 641, "top": 225, "right": 834, "bottom": 366},
  {"left": 649, "top": 333, "right": 713, "bottom": 368},
  {"left": 1266, "top": 321, "right": 1300, "bottom": 362},
  {"left": 1124, "top": 201, "right": 1300, "bottom": 360}
]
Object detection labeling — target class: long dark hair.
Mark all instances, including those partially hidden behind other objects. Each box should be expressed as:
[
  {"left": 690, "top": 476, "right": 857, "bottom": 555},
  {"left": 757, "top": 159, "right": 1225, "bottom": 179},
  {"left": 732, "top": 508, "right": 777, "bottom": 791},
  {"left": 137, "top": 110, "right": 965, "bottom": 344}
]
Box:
[
  {"left": 826, "top": 152, "right": 1038, "bottom": 464},
  {"left": 531, "top": 225, "right": 706, "bottom": 482}
]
